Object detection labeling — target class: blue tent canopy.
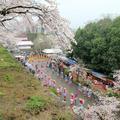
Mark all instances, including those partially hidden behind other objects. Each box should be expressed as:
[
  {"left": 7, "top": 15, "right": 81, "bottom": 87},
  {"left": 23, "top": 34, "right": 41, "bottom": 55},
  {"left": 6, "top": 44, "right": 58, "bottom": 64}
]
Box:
[
  {"left": 67, "top": 59, "right": 77, "bottom": 65},
  {"left": 91, "top": 71, "right": 106, "bottom": 79}
]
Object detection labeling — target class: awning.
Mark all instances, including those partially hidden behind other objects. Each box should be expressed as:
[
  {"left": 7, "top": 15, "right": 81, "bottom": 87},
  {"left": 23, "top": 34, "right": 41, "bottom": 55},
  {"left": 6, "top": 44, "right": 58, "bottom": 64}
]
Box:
[
  {"left": 66, "top": 59, "right": 77, "bottom": 65},
  {"left": 92, "top": 71, "right": 107, "bottom": 80},
  {"left": 42, "top": 49, "right": 62, "bottom": 54},
  {"left": 15, "top": 55, "right": 24, "bottom": 58}
]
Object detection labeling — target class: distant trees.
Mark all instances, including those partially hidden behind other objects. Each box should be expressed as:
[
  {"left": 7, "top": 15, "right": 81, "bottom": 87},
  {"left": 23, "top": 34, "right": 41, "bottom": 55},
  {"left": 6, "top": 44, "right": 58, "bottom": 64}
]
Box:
[{"left": 71, "top": 17, "right": 120, "bottom": 76}]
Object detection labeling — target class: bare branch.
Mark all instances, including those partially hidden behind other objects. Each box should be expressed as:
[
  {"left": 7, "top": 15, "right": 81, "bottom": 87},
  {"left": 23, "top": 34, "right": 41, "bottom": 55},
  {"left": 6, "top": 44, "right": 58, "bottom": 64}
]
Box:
[
  {"left": 0, "top": 17, "right": 15, "bottom": 23},
  {"left": 6, "top": 5, "right": 43, "bottom": 12},
  {"left": 0, "top": 5, "right": 46, "bottom": 16}
]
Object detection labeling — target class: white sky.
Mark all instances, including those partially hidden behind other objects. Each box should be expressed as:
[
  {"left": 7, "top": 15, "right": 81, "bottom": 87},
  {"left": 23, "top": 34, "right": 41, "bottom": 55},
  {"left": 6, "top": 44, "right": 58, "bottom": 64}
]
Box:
[{"left": 57, "top": 0, "right": 120, "bottom": 28}]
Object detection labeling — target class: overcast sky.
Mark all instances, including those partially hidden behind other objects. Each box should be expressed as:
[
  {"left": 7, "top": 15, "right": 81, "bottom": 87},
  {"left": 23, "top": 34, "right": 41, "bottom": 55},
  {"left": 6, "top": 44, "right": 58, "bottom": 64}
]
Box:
[{"left": 57, "top": 0, "right": 120, "bottom": 28}]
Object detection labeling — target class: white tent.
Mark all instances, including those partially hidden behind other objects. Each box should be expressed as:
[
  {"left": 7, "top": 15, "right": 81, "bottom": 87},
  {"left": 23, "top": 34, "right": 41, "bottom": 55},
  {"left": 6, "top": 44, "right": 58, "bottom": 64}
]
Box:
[
  {"left": 15, "top": 55, "right": 24, "bottom": 59},
  {"left": 42, "top": 49, "right": 62, "bottom": 54},
  {"left": 57, "top": 56, "right": 68, "bottom": 61}
]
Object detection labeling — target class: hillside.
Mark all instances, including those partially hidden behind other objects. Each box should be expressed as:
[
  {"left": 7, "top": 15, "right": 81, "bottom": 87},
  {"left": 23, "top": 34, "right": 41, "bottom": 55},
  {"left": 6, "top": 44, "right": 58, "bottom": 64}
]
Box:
[{"left": 0, "top": 45, "right": 74, "bottom": 120}]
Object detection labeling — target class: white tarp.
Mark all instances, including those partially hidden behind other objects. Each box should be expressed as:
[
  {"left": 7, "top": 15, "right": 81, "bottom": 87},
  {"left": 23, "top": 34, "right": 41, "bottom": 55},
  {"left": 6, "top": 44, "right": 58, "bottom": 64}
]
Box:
[
  {"left": 15, "top": 55, "right": 24, "bottom": 58},
  {"left": 42, "top": 49, "right": 62, "bottom": 54},
  {"left": 57, "top": 56, "right": 68, "bottom": 61}
]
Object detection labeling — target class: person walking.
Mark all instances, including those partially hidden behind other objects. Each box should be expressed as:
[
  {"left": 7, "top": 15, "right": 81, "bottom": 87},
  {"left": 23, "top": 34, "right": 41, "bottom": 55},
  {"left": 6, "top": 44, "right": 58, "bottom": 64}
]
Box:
[
  {"left": 79, "top": 98, "right": 85, "bottom": 110},
  {"left": 63, "top": 88, "right": 67, "bottom": 102},
  {"left": 70, "top": 93, "right": 75, "bottom": 107}
]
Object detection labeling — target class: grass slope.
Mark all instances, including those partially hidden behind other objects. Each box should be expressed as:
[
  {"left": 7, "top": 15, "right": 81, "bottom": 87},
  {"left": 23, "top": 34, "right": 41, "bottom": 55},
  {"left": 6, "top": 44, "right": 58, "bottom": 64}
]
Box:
[{"left": 0, "top": 45, "right": 74, "bottom": 120}]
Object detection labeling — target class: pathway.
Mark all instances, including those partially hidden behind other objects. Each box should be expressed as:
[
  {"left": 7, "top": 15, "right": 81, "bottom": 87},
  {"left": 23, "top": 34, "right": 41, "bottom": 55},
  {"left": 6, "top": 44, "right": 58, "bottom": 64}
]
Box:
[{"left": 31, "top": 60, "right": 95, "bottom": 108}]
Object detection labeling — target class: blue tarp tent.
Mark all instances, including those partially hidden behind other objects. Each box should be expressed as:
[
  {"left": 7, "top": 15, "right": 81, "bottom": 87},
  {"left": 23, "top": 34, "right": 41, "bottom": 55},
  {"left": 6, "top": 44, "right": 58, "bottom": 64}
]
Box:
[
  {"left": 67, "top": 59, "right": 77, "bottom": 65},
  {"left": 91, "top": 71, "right": 106, "bottom": 79}
]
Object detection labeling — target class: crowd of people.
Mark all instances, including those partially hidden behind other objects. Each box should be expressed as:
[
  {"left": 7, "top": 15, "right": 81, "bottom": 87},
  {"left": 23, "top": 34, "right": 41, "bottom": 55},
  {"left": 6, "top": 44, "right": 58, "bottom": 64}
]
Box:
[
  {"left": 48, "top": 58, "right": 96, "bottom": 99},
  {"left": 48, "top": 58, "right": 74, "bottom": 84},
  {"left": 33, "top": 59, "right": 93, "bottom": 110},
  {"left": 18, "top": 54, "right": 99, "bottom": 111}
]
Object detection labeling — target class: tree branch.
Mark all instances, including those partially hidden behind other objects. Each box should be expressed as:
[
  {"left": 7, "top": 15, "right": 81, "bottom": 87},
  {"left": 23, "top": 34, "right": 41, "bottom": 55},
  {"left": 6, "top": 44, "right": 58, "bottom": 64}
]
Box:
[
  {"left": 0, "top": 17, "right": 15, "bottom": 23},
  {"left": 7, "top": 5, "right": 43, "bottom": 11},
  {"left": 95, "top": 112, "right": 104, "bottom": 120},
  {"left": 0, "top": 5, "right": 46, "bottom": 16}
]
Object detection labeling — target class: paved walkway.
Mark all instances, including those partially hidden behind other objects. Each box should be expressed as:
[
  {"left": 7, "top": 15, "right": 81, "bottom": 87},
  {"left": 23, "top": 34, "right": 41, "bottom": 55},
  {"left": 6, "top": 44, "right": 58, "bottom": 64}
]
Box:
[{"left": 32, "top": 60, "right": 95, "bottom": 108}]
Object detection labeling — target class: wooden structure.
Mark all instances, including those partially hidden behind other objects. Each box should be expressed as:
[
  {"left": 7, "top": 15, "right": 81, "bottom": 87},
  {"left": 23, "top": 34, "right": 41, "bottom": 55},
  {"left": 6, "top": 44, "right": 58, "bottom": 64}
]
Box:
[{"left": 85, "top": 69, "right": 114, "bottom": 87}]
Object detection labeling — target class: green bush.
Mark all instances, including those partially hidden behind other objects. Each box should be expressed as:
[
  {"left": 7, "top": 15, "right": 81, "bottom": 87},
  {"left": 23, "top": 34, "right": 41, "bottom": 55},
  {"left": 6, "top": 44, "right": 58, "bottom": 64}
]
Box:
[
  {"left": 108, "top": 92, "right": 120, "bottom": 98},
  {"left": 50, "top": 88, "right": 57, "bottom": 95},
  {"left": 64, "top": 68, "right": 69, "bottom": 75},
  {"left": 72, "top": 80, "right": 78, "bottom": 85},
  {"left": 108, "top": 92, "right": 113, "bottom": 97},
  {"left": 3, "top": 74, "right": 13, "bottom": 82},
  {"left": 26, "top": 96, "right": 47, "bottom": 112}
]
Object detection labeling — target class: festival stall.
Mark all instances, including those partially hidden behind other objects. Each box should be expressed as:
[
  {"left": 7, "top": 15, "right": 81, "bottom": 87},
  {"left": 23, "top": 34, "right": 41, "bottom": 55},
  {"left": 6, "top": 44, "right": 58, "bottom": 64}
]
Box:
[
  {"left": 42, "top": 48, "right": 63, "bottom": 56},
  {"left": 83, "top": 69, "right": 115, "bottom": 92}
]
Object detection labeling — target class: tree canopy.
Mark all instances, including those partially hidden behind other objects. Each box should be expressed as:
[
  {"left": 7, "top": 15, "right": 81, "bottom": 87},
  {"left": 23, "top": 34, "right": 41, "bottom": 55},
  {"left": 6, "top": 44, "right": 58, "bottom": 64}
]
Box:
[
  {"left": 0, "top": 0, "right": 74, "bottom": 49},
  {"left": 71, "top": 17, "right": 120, "bottom": 76}
]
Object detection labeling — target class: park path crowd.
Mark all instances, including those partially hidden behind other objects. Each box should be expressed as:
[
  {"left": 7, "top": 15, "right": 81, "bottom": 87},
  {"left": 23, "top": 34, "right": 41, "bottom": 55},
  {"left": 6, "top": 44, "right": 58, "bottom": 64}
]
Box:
[
  {"left": 19, "top": 53, "right": 101, "bottom": 114},
  {"left": 28, "top": 57, "right": 96, "bottom": 111}
]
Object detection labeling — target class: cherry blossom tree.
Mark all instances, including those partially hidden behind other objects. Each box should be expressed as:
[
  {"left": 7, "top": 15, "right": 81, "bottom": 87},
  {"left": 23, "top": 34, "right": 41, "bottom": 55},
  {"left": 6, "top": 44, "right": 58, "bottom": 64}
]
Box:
[
  {"left": 73, "top": 96, "right": 120, "bottom": 120},
  {"left": 0, "top": 0, "right": 74, "bottom": 49}
]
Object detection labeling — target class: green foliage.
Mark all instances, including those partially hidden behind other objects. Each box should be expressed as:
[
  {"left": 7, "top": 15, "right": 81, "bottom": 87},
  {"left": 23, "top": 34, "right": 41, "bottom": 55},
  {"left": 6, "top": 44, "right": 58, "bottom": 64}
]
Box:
[
  {"left": 27, "top": 32, "right": 38, "bottom": 42},
  {"left": 27, "top": 33, "right": 54, "bottom": 50},
  {"left": 107, "top": 92, "right": 120, "bottom": 98},
  {"left": 26, "top": 96, "right": 47, "bottom": 112},
  {"left": 72, "top": 79, "right": 79, "bottom": 85},
  {"left": 3, "top": 74, "right": 13, "bottom": 82},
  {"left": 72, "top": 17, "right": 120, "bottom": 75},
  {"left": 0, "top": 113, "right": 3, "bottom": 120},
  {"left": 0, "top": 46, "right": 19, "bottom": 69},
  {"left": 50, "top": 88, "right": 57, "bottom": 95},
  {"left": 64, "top": 68, "right": 69, "bottom": 75}
]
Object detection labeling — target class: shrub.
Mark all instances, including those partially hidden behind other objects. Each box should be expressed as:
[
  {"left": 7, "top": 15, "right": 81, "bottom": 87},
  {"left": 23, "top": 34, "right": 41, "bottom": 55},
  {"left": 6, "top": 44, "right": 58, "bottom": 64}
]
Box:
[
  {"left": 50, "top": 88, "right": 57, "bottom": 95},
  {"left": 3, "top": 74, "right": 13, "bottom": 82},
  {"left": 26, "top": 96, "right": 47, "bottom": 112},
  {"left": 108, "top": 92, "right": 120, "bottom": 98},
  {"left": 64, "top": 68, "right": 69, "bottom": 75},
  {"left": 72, "top": 80, "right": 78, "bottom": 85},
  {"left": 108, "top": 92, "right": 113, "bottom": 97}
]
